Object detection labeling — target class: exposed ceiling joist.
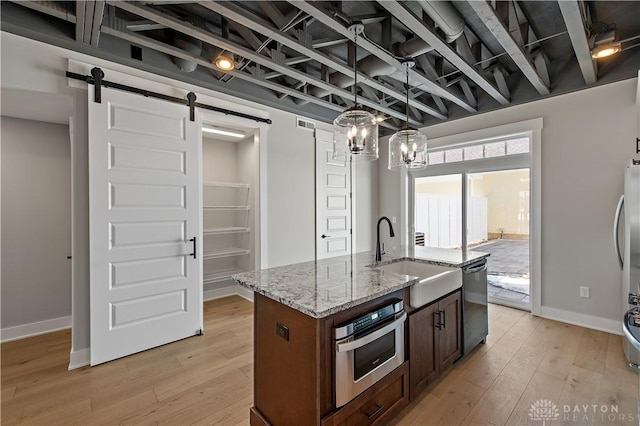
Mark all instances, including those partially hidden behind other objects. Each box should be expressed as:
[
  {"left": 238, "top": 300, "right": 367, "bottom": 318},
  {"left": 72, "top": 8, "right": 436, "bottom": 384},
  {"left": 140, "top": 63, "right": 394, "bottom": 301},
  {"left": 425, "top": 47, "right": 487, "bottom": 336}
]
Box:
[
  {"left": 201, "top": 1, "right": 446, "bottom": 120},
  {"left": 380, "top": 0, "right": 510, "bottom": 106},
  {"left": 76, "top": 0, "right": 104, "bottom": 46},
  {"left": 465, "top": 0, "right": 550, "bottom": 95},
  {"left": 109, "top": 1, "right": 419, "bottom": 126},
  {"left": 126, "top": 19, "right": 166, "bottom": 32},
  {"left": 287, "top": 0, "right": 475, "bottom": 113},
  {"left": 558, "top": 0, "right": 597, "bottom": 85},
  {"left": 75, "top": 1, "right": 85, "bottom": 42},
  {"left": 99, "top": 22, "right": 367, "bottom": 124},
  {"left": 12, "top": 0, "right": 75, "bottom": 23}
]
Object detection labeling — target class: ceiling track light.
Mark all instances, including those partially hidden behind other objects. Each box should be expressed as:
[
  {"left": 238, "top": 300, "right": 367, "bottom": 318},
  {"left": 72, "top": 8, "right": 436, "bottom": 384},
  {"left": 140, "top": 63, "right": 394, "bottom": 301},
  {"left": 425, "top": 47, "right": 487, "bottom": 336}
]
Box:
[
  {"left": 332, "top": 22, "right": 379, "bottom": 162},
  {"left": 214, "top": 51, "right": 235, "bottom": 71},
  {"left": 590, "top": 25, "right": 621, "bottom": 59},
  {"left": 388, "top": 60, "right": 428, "bottom": 171},
  {"left": 215, "top": 18, "right": 235, "bottom": 71}
]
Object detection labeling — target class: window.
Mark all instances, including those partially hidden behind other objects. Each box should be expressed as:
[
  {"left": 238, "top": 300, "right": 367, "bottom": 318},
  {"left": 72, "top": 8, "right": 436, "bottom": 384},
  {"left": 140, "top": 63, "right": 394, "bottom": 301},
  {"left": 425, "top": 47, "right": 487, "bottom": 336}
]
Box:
[{"left": 427, "top": 135, "right": 530, "bottom": 165}]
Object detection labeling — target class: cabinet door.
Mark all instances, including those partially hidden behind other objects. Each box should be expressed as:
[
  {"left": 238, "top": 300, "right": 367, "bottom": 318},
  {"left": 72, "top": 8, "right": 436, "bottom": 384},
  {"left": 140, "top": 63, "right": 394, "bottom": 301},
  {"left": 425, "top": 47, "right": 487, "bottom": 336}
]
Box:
[
  {"left": 408, "top": 303, "right": 439, "bottom": 398},
  {"left": 438, "top": 291, "right": 462, "bottom": 371}
]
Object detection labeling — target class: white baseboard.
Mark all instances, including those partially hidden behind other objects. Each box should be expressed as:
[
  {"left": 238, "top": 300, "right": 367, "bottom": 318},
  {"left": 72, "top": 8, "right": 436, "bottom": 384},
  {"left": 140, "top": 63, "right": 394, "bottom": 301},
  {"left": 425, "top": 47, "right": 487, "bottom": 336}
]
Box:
[
  {"left": 539, "top": 306, "right": 622, "bottom": 336},
  {"left": 204, "top": 284, "right": 254, "bottom": 303},
  {"left": 1, "top": 316, "right": 71, "bottom": 343},
  {"left": 236, "top": 286, "right": 255, "bottom": 302},
  {"left": 68, "top": 348, "right": 90, "bottom": 370}
]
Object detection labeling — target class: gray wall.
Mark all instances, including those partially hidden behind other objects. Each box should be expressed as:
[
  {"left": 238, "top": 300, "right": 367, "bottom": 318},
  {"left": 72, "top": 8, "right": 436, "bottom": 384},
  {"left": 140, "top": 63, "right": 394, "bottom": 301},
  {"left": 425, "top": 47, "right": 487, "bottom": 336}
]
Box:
[
  {"left": 1, "top": 117, "right": 72, "bottom": 327},
  {"left": 379, "top": 78, "right": 638, "bottom": 324}
]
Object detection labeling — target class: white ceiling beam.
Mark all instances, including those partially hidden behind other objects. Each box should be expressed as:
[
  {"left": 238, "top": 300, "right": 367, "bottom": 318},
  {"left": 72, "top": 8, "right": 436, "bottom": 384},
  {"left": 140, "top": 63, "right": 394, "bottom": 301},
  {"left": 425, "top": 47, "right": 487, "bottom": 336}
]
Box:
[
  {"left": 288, "top": 0, "right": 475, "bottom": 113},
  {"left": 465, "top": 0, "right": 550, "bottom": 95},
  {"left": 89, "top": 0, "right": 105, "bottom": 46},
  {"left": 380, "top": 0, "right": 510, "bottom": 106},
  {"left": 10, "top": 1, "right": 76, "bottom": 23},
  {"left": 557, "top": 0, "right": 597, "bottom": 84},
  {"left": 109, "top": 1, "right": 418, "bottom": 126},
  {"left": 75, "top": 1, "right": 85, "bottom": 42},
  {"left": 200, "top": 1, "right": 446, "bottom": 120},
  {"left": 126, "top": 20, "right": 166, "bottom": 31}
]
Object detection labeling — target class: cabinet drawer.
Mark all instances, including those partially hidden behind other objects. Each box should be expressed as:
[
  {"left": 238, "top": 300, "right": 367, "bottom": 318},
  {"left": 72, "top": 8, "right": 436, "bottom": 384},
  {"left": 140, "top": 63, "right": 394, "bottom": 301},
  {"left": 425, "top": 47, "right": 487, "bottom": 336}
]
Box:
[{"left": 321, "top": 363, "right": 409, "bottom": 426}]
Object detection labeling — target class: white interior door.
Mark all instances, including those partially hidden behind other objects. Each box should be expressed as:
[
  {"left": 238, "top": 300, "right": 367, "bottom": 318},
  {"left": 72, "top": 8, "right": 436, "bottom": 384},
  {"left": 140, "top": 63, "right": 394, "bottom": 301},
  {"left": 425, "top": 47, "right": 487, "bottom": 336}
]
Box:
[
  {"left": 89, "top": 86, "right": 202, "bottom": 365},
  {"left": 315, "top": 129, "right": 351, "bottom": 259}
]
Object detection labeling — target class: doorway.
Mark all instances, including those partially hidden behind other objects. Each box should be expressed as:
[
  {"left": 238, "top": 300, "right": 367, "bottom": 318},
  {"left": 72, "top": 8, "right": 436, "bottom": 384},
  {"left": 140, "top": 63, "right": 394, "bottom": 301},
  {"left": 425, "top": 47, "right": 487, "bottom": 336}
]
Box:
[
  {"left": 1, "top": 117, "right": 72, "bottom": 341},
  {"left": 468, "top": 169, "right": 530, "bottom": 310}
]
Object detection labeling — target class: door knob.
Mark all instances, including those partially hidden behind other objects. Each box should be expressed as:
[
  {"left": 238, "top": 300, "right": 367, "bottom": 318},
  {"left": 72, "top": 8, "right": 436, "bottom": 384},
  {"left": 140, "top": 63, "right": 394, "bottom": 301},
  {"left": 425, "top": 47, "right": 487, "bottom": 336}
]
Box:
[{"left": 321, "top": 234, "right": 331, "bottom": 239}]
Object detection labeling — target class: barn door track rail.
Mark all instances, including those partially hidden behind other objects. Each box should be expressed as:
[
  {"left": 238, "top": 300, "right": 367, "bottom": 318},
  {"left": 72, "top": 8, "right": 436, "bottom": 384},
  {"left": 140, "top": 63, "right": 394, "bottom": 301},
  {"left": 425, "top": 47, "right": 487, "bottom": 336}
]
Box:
[{"left": 66, "top": 67, "right": 272, "bottom": 124}]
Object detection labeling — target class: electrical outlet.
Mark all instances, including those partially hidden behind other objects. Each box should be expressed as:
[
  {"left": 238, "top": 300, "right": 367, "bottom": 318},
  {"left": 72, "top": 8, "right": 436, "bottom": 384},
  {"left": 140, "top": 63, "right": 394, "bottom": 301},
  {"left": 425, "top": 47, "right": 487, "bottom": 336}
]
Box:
[
  {"left": 579, "top": 286, "right": 590, "bottom": 298},
  {"left": 392, "top": 216, "right": 397, "bottom": 224},
  {"left": 276, "top": 322, "right": 289, "bottom": 341}
]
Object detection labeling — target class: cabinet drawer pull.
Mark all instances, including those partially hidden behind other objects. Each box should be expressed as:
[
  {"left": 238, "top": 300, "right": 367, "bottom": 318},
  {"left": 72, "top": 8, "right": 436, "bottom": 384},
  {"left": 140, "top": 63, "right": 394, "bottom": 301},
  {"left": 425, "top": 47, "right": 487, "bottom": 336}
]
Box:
[
  {"left": 366, "top": 404, "right": 384, "bottom": 420},
  {"left": 434, "top": 311, "right": 441, "bottom": 330},
  {"left": 440, "top": 310, "right": 446, "bottom": 328}
]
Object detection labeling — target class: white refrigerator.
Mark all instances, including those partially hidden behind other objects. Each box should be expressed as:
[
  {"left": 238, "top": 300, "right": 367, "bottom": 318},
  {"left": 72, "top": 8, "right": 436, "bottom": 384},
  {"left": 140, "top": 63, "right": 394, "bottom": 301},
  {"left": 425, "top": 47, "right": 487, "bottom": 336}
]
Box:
[{"left": 614, "top": 159, "right": 640, "bottom": 370}]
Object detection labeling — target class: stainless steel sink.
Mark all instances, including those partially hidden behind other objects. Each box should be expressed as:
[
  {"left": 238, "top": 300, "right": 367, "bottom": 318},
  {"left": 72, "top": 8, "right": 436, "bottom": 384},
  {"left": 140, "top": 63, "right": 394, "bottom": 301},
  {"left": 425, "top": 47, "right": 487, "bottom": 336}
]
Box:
[{"left": 374, "top": 260, "right": 462, "bottom": 308}]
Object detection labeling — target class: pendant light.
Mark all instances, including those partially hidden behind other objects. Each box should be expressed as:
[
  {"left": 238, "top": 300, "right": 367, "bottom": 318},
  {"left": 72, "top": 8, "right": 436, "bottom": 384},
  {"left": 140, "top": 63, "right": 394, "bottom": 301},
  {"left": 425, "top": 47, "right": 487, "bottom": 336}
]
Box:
[
  {"left": 333, "top": 23, "right": 379, "bottom": 162},
  {"left": 388, "top": 60, "right": 428, "bottom": 171}
]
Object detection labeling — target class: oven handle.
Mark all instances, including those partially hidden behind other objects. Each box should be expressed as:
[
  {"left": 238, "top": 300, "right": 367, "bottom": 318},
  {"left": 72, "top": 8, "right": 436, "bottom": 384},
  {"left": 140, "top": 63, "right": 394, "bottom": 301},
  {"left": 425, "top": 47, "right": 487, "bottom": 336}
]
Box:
[{"left": 336, "top": 312, "right": 406, "bottom": 353}]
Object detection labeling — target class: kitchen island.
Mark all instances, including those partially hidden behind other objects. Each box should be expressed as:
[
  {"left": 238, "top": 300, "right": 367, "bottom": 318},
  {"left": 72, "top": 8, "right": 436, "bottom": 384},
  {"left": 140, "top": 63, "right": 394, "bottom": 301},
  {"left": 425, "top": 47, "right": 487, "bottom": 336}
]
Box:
[{"left": 233, "top": 247, "right": 489, "bottom": 426}]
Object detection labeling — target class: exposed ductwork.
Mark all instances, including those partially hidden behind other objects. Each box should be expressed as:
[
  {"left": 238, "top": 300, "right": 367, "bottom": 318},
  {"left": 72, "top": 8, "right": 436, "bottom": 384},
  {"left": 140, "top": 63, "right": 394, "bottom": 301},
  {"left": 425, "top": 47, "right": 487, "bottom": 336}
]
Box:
[
  {"left": 171, "top": 33, "right": 202, "bottom": 72},
  {"left": 418, "top": 1, "right": 465, "bottom": 43},
  {"left": 306, "top": 38, "right": 433, "bottom": 102}
]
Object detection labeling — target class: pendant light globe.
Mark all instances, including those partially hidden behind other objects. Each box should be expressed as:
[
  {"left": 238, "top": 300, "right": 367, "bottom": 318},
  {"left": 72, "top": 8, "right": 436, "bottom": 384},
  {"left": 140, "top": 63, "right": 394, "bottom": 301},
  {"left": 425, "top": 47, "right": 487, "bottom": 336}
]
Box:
[
  {"left": 388, "top": 128, "right": 427, "bottom": 170},
  {"left": 388, "top": 59, "right": 428, "bottom": 171},
  {"left": 333, "top": 107, "right": 379, "bottom": 161},
  {"left": 332, "top": 22, "right": 379, "bottom": 162}
]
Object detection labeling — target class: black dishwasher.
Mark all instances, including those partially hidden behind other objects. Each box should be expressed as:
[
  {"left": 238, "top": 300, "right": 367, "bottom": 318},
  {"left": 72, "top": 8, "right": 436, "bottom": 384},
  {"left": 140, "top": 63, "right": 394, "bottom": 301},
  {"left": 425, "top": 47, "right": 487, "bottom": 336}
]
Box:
[{"left": 462, "top": 259, "right": 488, "bottom": 355}]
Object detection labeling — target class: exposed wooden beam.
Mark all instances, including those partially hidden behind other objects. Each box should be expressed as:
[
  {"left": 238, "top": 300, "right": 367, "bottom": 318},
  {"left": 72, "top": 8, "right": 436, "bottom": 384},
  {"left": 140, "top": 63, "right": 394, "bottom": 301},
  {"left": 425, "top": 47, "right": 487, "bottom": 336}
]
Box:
[
  {"left": 109, "top": 1, "right": 418, "bottom": 126},
  {"left": 380, "top": 0, "right": 510, "bottom": 106},
  {"left": 201, "top": 1, "right": 445, "bottom": 120},
  {"left": 557, "top": 0, "right": 597, "bottom": 84},
  {"left": 10, "top": 1, "right": 76, "bottom": 23},
  {"left": 465, "top": 0, "right": 549, "bottom": 95},
  {"left": 288, "top": 0, "right": 471, "bottom": 113}
]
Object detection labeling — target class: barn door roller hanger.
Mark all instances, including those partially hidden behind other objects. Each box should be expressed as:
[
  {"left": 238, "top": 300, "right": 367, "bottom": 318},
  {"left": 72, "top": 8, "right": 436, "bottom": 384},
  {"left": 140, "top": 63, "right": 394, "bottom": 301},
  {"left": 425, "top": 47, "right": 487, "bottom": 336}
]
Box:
[{"left": 66, "top": 67, "right": 272, "bottom": 124}]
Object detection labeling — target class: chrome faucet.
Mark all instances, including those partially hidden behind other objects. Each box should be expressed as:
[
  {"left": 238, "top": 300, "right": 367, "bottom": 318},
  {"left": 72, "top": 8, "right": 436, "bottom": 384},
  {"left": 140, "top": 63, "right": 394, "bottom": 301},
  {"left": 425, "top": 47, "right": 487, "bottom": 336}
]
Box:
[{"left": 376, "top": 216, "right": 395, "bottom": 262}]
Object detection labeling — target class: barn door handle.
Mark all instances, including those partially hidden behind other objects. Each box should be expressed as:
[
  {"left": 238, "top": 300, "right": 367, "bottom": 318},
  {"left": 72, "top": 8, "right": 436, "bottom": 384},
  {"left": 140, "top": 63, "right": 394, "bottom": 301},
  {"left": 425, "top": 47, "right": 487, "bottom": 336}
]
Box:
[
  {"left": 189, "top": 237, "right": 197, "bottom": 259},
  {"left": 321, "top": 234, "right": 331, "bottom": 239}
]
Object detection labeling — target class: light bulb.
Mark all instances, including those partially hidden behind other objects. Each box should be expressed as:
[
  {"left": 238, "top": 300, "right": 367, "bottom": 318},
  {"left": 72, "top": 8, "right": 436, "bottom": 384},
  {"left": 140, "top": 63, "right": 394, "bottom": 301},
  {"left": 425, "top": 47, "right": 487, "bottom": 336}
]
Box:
[
  {"left": 401, "top": 143, "right": 407, "bottom": 153},
  {"left": 412, "top": 142, "right": 417, "bottom": 151},
  {"left": 361, "top": 128, "right": 368, "bottom": 138},
  {"left": 351, "top": 125, "right": 357, "bottom": 135}
]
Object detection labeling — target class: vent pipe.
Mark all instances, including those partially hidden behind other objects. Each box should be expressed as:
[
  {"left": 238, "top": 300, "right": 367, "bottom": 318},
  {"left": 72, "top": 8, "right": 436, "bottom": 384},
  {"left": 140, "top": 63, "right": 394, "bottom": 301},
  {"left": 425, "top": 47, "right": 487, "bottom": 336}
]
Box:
[
  {"left": 171, "top": 34, "right": 202, "bottom": 73},
  {"left": 305, "top": 38, "right": 432, "bottom": 102},
  {"left": 418, "top": 1, "right": 465, "bottom": 43}
]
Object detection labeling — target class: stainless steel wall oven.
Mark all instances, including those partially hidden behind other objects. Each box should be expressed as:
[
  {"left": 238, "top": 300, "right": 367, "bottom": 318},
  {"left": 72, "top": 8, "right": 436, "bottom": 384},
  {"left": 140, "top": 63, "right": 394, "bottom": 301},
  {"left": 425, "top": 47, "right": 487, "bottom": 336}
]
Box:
[{"left": 334, "top": 300, "right": 406, "bottom": 407}]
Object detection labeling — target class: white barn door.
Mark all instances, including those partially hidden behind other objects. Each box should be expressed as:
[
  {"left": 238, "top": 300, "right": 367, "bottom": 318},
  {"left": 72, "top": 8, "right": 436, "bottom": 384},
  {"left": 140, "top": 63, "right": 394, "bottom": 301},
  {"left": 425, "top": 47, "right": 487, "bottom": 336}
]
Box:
[
  {"left": 89, "top": 86, "right": 202, "bottom": 365},
  {"left": 315, "top": 129, "right": 351, "bottom": 259}
]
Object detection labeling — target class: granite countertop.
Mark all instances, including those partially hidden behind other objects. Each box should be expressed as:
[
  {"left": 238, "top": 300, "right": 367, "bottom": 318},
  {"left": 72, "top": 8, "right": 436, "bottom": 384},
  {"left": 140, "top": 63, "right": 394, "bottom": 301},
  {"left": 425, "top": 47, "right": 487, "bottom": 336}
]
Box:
[{"left": 232, "top": 246, "right": 489, "bottom": 319}]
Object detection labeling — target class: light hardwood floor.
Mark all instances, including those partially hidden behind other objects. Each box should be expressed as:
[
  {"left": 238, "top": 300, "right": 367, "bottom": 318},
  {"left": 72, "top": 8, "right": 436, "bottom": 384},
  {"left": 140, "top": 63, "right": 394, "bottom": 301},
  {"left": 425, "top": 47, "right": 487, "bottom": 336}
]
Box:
[{"left": 2, "top": 297, "right": 638, "bottom": 425}]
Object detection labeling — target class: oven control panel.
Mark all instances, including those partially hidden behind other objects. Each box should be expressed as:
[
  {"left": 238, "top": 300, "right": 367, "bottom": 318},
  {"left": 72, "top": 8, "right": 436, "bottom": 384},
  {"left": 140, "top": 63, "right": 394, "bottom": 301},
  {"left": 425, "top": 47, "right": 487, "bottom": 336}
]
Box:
[
  {"left": 334, "top": 299, "right": 404, "bottom": 339},
  {"left": 353, "top": 304, "right": 397, "bottom": 332}
]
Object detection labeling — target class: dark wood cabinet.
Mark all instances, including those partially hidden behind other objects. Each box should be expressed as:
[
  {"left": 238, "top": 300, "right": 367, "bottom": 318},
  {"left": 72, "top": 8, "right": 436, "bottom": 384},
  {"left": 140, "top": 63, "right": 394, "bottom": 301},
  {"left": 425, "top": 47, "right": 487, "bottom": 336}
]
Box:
[
  {"left": 408, "top": 290, "right": 462, "bottom": 399},
  {"left": 320, "top": 363, "right": 409, "bottom": 426},
  {"left": 251, "top": 290, "right": 408, "bottom": 426}
]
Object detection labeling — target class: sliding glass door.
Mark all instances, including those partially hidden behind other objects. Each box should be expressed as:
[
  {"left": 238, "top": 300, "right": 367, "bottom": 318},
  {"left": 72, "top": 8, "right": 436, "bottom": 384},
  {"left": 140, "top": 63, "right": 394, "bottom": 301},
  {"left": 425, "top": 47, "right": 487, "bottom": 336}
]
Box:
[{"left": 409, "top": 133, "right": 533, "bottom": 310}]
